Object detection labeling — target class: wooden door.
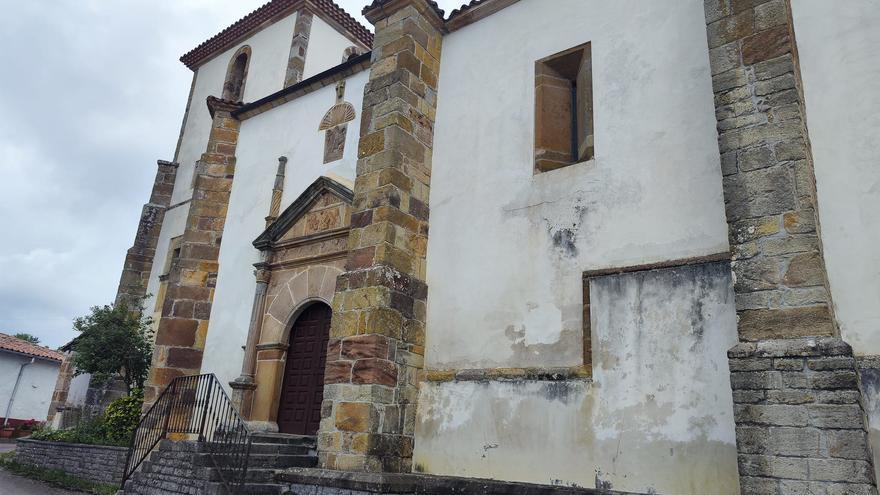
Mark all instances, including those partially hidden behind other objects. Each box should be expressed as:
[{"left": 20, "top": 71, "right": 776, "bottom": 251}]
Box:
[{"left": 277, "top": 303, "right": 331, "bottom": 435}]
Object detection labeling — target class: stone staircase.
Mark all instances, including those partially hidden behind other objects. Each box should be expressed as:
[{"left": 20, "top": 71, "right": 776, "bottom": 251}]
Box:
[{"left": 123, "top": 433, "right": 317, "bottom": 495}]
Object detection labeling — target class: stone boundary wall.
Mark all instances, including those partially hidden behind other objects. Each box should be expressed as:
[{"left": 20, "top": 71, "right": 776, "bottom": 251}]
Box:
[{"left": 15, "top": 438, "right": 127, "bottom": 486}]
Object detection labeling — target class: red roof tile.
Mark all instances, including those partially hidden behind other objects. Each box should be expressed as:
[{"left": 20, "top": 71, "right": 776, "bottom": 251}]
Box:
[
  {"left": 180, "top": 0, "right": 374, "bottom": 70},
  {"left": 447, "top": 0, "right": 486, "bottom": 20},
  {"left": 363, "top": 0, "right": 445, "bottom": 19},
  {"left": 0, "top": 333, "right": 64, "bottom": 362}
]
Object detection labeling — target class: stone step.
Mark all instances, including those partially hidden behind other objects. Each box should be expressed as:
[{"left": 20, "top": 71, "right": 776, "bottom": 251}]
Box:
[
  {"left": 250, "top": 433, "right": 316, "bottom": 447},
  {"left": 130, "top": 469, "right": 203, "bottom": 488},
  {"left": 247, "top": 442, "right": 311, "bottom": 455},
  {"left": 156, "top": 439, "right": 203, "bottom": 452},
  {"left": 205, "top": 466, "right": 278, "bottom": 483},
  {"left": 123, "top": 437, "right": 319, "bottom": 495},
  {"left": 188, "top": 452, "right": 316, "bottom": 469},
  {"left": 204, "top": 481, "right": 285, "bottom": 495}
]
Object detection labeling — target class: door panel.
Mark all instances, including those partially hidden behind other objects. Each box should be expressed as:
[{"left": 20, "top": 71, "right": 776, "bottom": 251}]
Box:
[{"left": 277, "top": 303, "right": 331, "bottom": 435}]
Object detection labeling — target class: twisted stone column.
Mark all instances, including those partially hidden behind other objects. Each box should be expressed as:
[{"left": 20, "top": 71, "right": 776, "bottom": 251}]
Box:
[{"left": 231, "top": 264, "right": 271, "bottom": 420}]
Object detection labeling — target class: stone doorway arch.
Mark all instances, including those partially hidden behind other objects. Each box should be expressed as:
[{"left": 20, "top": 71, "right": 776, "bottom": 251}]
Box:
[
  {"left": 232, "top": 176, "right": 353, "bottom": 432},
  {"left": 276, "top": 301, "right": 332, "bottom": 435}
]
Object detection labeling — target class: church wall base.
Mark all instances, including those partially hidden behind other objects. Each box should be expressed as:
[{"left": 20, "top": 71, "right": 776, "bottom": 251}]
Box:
[
  {"left": 729, "top": 337, "right": 878, "bottom": 494},
  {"left": 278, "top": 468, "right": 641, "bottom": 495}
]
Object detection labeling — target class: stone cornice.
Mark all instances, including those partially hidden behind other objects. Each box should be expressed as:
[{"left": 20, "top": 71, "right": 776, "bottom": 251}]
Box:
[
  {"left": 206, "top": 96, "right": 243, "bottom": 118},
  {"left": 363, "top": 0, "right": 446, "bottom": 32},
  {"left": 253, "top": 176, "right": 353, "bottom": 250},
  {"left": 233, "top": 53, "right": 371, "bottom": 121}
]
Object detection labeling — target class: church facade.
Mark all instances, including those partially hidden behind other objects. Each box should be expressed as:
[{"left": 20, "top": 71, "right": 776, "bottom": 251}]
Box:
[{"left": 112, "top": 0, "right": 880, "bottom": 493}]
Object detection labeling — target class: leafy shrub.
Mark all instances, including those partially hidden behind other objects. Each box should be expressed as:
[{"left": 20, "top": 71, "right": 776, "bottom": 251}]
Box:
[
  {"left": 29, "top": 415, "right": 129, "bottom": 448},
  {"left": 103, "top": 390, "right": 143, "bottom": 443},
  {"left": 72, "top": 299, "right": 154, "bottom": 394}
]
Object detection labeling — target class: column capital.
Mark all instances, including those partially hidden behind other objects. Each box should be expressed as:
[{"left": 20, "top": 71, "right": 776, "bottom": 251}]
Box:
[
  {"left": 254, "top": 264, "right": 272, "bottom": 284},
  {"left": 363, "top": 0, "right": 446, "bottom": 31},
  {"left": 206, "top": 95, "right": 243, "bottom": 118}
]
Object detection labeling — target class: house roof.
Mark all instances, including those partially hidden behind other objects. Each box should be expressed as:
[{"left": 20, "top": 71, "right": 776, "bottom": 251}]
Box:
[
  {"left": 447, "top": 0, "right": 486, "bottom": 19},
  {"left": 253, "top": 176, "right": 354, "bottom": 250},
  {"left": 0, "top": 333, "right": 64, "bottom": 362},
  {"left": 180, "top": 0, "right": 374, "bottom": 70},
  {"left": 362, "top": 0, "right": 445, "bottom": 19}
]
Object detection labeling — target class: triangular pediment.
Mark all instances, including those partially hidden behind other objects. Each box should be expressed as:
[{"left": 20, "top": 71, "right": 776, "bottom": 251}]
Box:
[{"left": 253, "top": 176, "right": 353, "bottom": 250}]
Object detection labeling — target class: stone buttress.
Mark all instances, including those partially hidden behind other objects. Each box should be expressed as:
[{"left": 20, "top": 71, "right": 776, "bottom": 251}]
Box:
[
  {"left": 143, "top": 97, "right": 242, "bottom": 406},
  {"left": 316, "top": 0, "right": 444, "bottom": 474},
  {"left": 116, "top": 160, "right": 179, "bottom": 308},
  {"left": 703, "top": 0, "right": 878, "bottom": 492}
]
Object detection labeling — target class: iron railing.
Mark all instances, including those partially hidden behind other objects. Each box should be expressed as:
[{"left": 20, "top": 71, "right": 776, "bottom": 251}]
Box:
[{"left": 122, "top": 374, "right": 251, "bottom": 494}]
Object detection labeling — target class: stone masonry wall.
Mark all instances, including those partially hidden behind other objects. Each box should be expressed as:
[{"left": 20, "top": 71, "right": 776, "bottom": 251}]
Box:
[
  {"left": 47, "top": 351, "right": 76, "bottom": 423},
  {"left": 729, "top": 338, "right": 877, "bottom": 493},
  {"left": 704, "top": 0, "right": 833, "bottom": 341},
  {"left": 116, "top": 160, "right": 179, "bottom": 308},
  {"left": 15, "top": 438, "right": 127, "bottom": 485},
  {"left": 143, "top": 97, "right": 241, "bottom": 406},
  {"left": 317, "top": 0, "right": 443, "bottom": 474},
  {"left": 702, "top": 1, "right": 878, "bottom": 492}
]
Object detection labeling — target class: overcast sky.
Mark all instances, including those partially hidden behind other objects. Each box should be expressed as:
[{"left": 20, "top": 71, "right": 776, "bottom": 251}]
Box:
[{"left": 0, "top": 0, "right": 461, "bottom": 349}]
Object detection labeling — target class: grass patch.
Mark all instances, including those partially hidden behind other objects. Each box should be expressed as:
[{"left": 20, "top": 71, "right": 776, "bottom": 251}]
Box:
[{"left": 0, "top": 451, "right": 119, "bottom": 495}]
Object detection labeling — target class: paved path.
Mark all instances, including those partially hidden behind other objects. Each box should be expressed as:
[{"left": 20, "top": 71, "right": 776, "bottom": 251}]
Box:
[
  {"left": 0, "top": 468, "right": 80, "bottom": 495},
  {"left": 0, "top": 443, "right": 15, "bottom": 454}
]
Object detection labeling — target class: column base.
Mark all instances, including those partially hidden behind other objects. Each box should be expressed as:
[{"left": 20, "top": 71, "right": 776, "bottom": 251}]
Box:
[
  {"left": 246, "top": 421, "right": 279, "bottom": 433},
  {"left": 729, "top": 337, "right": 878, "bottom": 493},
  {"left": 229, "top": 376, "right": 257, "bottom": 418}
]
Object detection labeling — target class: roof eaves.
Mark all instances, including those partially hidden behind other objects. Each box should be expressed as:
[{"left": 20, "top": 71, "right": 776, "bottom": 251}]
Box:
[
  {"left": 180, "top": 0, "right": 373, "bottom": 71},
  {"left": 446, "top": 0, "right": 520, "bottom": 31},
  {"left": 362, "top": 0, "right": 446, "bottom": 25}
]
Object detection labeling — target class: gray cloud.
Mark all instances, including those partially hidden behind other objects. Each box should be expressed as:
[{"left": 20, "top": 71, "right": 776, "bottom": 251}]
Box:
[{"left": 0, "top": 0, "right": 460, "bottom": 349}]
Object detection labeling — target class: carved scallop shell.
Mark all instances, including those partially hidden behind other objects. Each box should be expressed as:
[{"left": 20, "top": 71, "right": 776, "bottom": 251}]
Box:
[{"left": 318, "top": 102, "right": 356, "bottom": 131}]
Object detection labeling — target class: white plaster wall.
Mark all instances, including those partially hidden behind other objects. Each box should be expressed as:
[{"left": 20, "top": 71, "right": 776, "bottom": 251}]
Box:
[
  {"left": 789, "top": 0, "right": 880, "bottom": 355},
  {"left": 146, "top": 14, "right": 301, "bottom": 314},
  {"left": 416, "top": 264, "right": 740, "bottom": 493},
  {"left": 200, "top": 70, "right": 367, "bottom": 390},
  {"left": 790, "top": 0, "right": 880, "bottom": 484},
  {"left": 303, "top": 15, "right": 363, "bottom": 79},
  {"left": 417, "top": 0, "right": 738, "bottom": 491},
  {"left": 0, "top": 353, "right": 60, "bottom": 421},
  {"left": 426, "top": 0, "right": 729, "bottom": 370},
  {"left": 171, "top": 12, "right": 299, "bottom": 206},
  {"left": 66, "top": 372, "right": 90, "bottom": 407},
  {"left": 146, "top": 12, "right": 362, "bottom": 316}
]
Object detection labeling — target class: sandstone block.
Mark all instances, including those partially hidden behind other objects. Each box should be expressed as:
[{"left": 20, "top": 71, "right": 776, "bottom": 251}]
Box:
[
  {"left": 335, "top": 402, "right": 376, "bottom": 432},
  {"left": 739, "top": 454, "right": 808, "bottom": 479},
  {"left": 735, "top": 404, "right": 809, "bottom": 426},
  {"left": 808, "top": 458, "right": 873, "bottom": 483},
  {"left": 742, "top": 25, "right": 791, "bottom": 65}
]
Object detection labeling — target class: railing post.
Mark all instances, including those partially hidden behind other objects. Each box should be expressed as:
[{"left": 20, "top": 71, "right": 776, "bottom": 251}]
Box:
[
  {"left": 161, "top": 379, "right": 177, "bottom": 438},
  {"left": 198, "top": 377, "right": 212, "bottom": 442}
]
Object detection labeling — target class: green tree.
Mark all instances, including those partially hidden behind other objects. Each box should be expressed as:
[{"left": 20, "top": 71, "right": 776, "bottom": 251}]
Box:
[
  {"left": 13, "top": 333, "right": 40, "bottom": 344},
  {"left": 72, "top": 299, "right": 154, "bottom": 395}
]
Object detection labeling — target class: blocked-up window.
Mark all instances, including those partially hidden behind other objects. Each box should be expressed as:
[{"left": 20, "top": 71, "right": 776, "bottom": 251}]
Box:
[
  {"left": 535, "top": 42, "right": 594, "bottom": 173},
  {"left": 222, "top": 46, "right": 251, "bottom": 102}
]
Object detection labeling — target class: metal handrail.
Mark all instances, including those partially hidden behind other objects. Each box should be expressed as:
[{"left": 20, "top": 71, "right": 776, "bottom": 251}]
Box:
[{"left": 121, "top": 374, "right": 251, "bottom": 494}]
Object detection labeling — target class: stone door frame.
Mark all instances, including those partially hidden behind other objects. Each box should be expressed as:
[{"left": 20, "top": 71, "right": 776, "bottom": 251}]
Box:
[{"left": 248, "top": 265, "right": 341, "bottom": 432}]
